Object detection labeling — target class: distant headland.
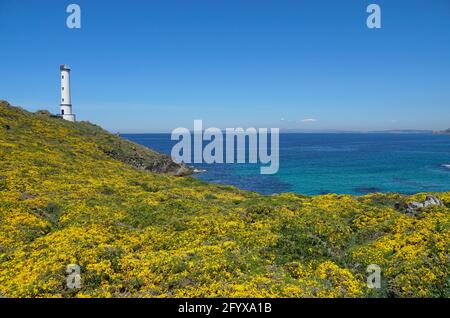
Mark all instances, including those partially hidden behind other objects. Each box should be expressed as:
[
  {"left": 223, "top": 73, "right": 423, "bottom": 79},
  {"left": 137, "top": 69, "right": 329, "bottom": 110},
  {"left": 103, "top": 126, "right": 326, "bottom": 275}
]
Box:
[{"left": 433, "top": 128, "right": 450, "bottom": 135}]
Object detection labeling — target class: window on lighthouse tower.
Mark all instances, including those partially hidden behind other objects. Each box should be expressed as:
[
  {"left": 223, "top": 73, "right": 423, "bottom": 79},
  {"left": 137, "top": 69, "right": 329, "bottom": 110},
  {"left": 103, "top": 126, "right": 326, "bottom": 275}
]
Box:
[{"left": 61, "top": 110, "right": 65, "bottom": 115}]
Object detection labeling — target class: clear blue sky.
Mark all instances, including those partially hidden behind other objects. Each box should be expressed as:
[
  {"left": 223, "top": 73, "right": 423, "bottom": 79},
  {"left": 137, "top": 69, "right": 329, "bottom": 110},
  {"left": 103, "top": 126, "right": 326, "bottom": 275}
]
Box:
[{"left": 1, "top": 0, "right": 449, "bottom": 132}]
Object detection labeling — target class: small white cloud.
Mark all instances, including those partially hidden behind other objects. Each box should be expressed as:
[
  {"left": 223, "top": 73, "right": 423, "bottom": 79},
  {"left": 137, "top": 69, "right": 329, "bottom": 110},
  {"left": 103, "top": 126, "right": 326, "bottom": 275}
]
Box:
[{"left": 302, "top": 118, "right": 317, "bottom": 123}]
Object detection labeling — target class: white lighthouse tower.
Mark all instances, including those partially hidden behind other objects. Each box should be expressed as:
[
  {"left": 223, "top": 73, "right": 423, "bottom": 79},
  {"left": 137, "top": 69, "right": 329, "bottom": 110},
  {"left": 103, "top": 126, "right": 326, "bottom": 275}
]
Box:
[{"left": 60, "top": 64, "right": 76, "bottom": 122}]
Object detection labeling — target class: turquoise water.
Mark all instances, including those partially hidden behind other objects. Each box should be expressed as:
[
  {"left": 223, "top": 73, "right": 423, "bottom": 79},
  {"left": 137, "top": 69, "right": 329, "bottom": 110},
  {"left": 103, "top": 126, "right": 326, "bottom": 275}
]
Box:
[{"left": 123, "top": 133, "right": 450, "bottom": 195}]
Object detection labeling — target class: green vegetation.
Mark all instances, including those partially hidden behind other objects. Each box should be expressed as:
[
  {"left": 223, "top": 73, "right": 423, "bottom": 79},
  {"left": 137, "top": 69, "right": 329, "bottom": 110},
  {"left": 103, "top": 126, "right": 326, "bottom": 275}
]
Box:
[{"left": 0, "top": 100, "right": 448, "bottom": 298}]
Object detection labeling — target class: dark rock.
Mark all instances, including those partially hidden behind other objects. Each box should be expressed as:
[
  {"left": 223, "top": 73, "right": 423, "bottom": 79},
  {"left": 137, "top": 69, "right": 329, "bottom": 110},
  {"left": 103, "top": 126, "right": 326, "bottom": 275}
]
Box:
[
  {"left": 103, "top": 148, "right": 192, "bottom": 176},
  {"left": 398, "top": 195, "right": 444, "bottom": 216},
  {"left": 394, "top": 202, "right": 406, "bottom": 210},
  {"left": 423, "top": 195, "right": 444, "bottom": 207}
]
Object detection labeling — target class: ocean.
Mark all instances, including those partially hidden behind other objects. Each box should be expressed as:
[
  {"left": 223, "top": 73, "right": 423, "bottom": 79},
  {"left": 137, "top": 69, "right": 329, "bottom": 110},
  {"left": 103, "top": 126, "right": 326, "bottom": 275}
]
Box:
[{"left": 123, "top": 133, "right": 450, "bottom": 195}]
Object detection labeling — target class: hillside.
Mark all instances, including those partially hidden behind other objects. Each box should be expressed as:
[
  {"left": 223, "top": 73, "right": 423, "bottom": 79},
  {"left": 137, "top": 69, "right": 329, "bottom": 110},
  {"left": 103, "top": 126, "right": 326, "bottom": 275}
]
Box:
[
  {"left": 0, "top": 101, "right": 192, "bottom": 176},
  {"left": 0, "top": 101, "right": 448, "bottom": 298}
]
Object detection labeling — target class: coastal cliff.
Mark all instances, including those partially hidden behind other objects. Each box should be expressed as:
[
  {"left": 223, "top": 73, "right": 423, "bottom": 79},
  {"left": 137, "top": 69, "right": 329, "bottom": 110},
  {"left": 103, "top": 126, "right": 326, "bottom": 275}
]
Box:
[
  {"left": 0, "top": 100, "right": 448, "bottom": 298},
  {"left": 0, "top": 100, "right": 192, "bottom": 176}
]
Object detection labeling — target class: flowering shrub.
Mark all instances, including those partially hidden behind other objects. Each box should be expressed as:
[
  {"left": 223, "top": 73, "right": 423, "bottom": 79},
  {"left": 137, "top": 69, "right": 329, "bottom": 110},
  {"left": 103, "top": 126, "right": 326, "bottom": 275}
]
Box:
[{"left": 0, "top": 101, "right": 448, "bottom": 298}]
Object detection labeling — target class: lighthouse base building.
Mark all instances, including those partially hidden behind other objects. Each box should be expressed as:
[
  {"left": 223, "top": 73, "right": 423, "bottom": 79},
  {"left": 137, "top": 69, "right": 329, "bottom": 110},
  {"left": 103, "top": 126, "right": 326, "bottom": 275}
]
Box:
[{"left": 60, "top": 64, "right": 76, "bottom": 122}]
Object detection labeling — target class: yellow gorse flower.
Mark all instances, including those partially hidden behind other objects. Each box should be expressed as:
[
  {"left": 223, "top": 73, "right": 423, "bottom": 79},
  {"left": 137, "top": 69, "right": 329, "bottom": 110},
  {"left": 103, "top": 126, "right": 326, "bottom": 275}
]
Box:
[{"left": 0, "top": 101, "right": 448, "bottom": 298}]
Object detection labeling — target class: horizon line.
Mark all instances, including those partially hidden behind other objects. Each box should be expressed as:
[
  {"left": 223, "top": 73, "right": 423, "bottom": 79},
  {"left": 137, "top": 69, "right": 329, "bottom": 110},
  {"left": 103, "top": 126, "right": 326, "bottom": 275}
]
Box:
[{"left": 114, "top": 129, "right": 437, "bottom": 135}]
